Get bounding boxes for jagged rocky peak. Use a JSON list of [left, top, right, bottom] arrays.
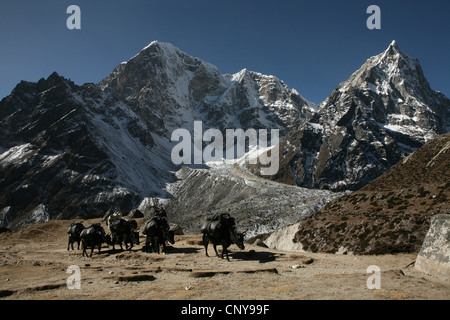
[[218, 68, 316, 131], [389, 39, 399, 48], [245, 69, 316, 112], [344, 40, 425, 94], [5, 72, 70, 103], [322, 40, 449, 142], [99, 40, 224, 99], [271, 40, 450, 192]]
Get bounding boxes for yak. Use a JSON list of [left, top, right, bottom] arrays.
[[201, 213, 245, 261], [141, 217, 174, 254], [80, 223, 111, 257], [109, 219, 140, 251], [67, 222, 84, 251]]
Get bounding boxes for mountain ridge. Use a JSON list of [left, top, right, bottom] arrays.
[[0, 40, 314, 229]]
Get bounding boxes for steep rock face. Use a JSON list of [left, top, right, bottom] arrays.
[[271, 41, 450, 191], [0, 41, 314, 228]]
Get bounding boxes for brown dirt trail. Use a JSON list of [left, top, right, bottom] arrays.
[[0, 218, 449, 300]]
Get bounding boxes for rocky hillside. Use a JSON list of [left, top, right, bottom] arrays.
[[268, 41, 450, 191], [291, 132, 450, 255]]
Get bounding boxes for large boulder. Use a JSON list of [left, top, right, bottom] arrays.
[[415, 215, 450, 281], [264, 222, 304, 252]]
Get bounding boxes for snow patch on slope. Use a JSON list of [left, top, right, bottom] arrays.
[[0, 143, 35, 167]]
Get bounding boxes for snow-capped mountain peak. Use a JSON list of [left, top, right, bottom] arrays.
[[273, 41, 450, 192], [330, 40, 448, 141], [341, 40, 418, 93], [389, 39, 399, 49]]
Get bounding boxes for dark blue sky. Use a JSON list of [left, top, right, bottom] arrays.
[[1, 0, 449, 104]]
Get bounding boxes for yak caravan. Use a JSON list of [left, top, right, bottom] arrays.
[[170, 121, 279, 175]]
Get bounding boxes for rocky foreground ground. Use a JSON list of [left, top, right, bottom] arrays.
[[0, 218, 449, 300]]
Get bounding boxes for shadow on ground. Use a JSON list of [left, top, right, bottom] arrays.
[[230, 250, 280, 263]]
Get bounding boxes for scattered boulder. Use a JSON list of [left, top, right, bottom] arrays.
[[264, 222, 304, 252], [128, 209, 144, 219]]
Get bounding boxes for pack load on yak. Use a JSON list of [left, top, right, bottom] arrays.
[[140, 207, 174, 253], [149, 207, 169, 231], [202, 213, 235, 232]]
